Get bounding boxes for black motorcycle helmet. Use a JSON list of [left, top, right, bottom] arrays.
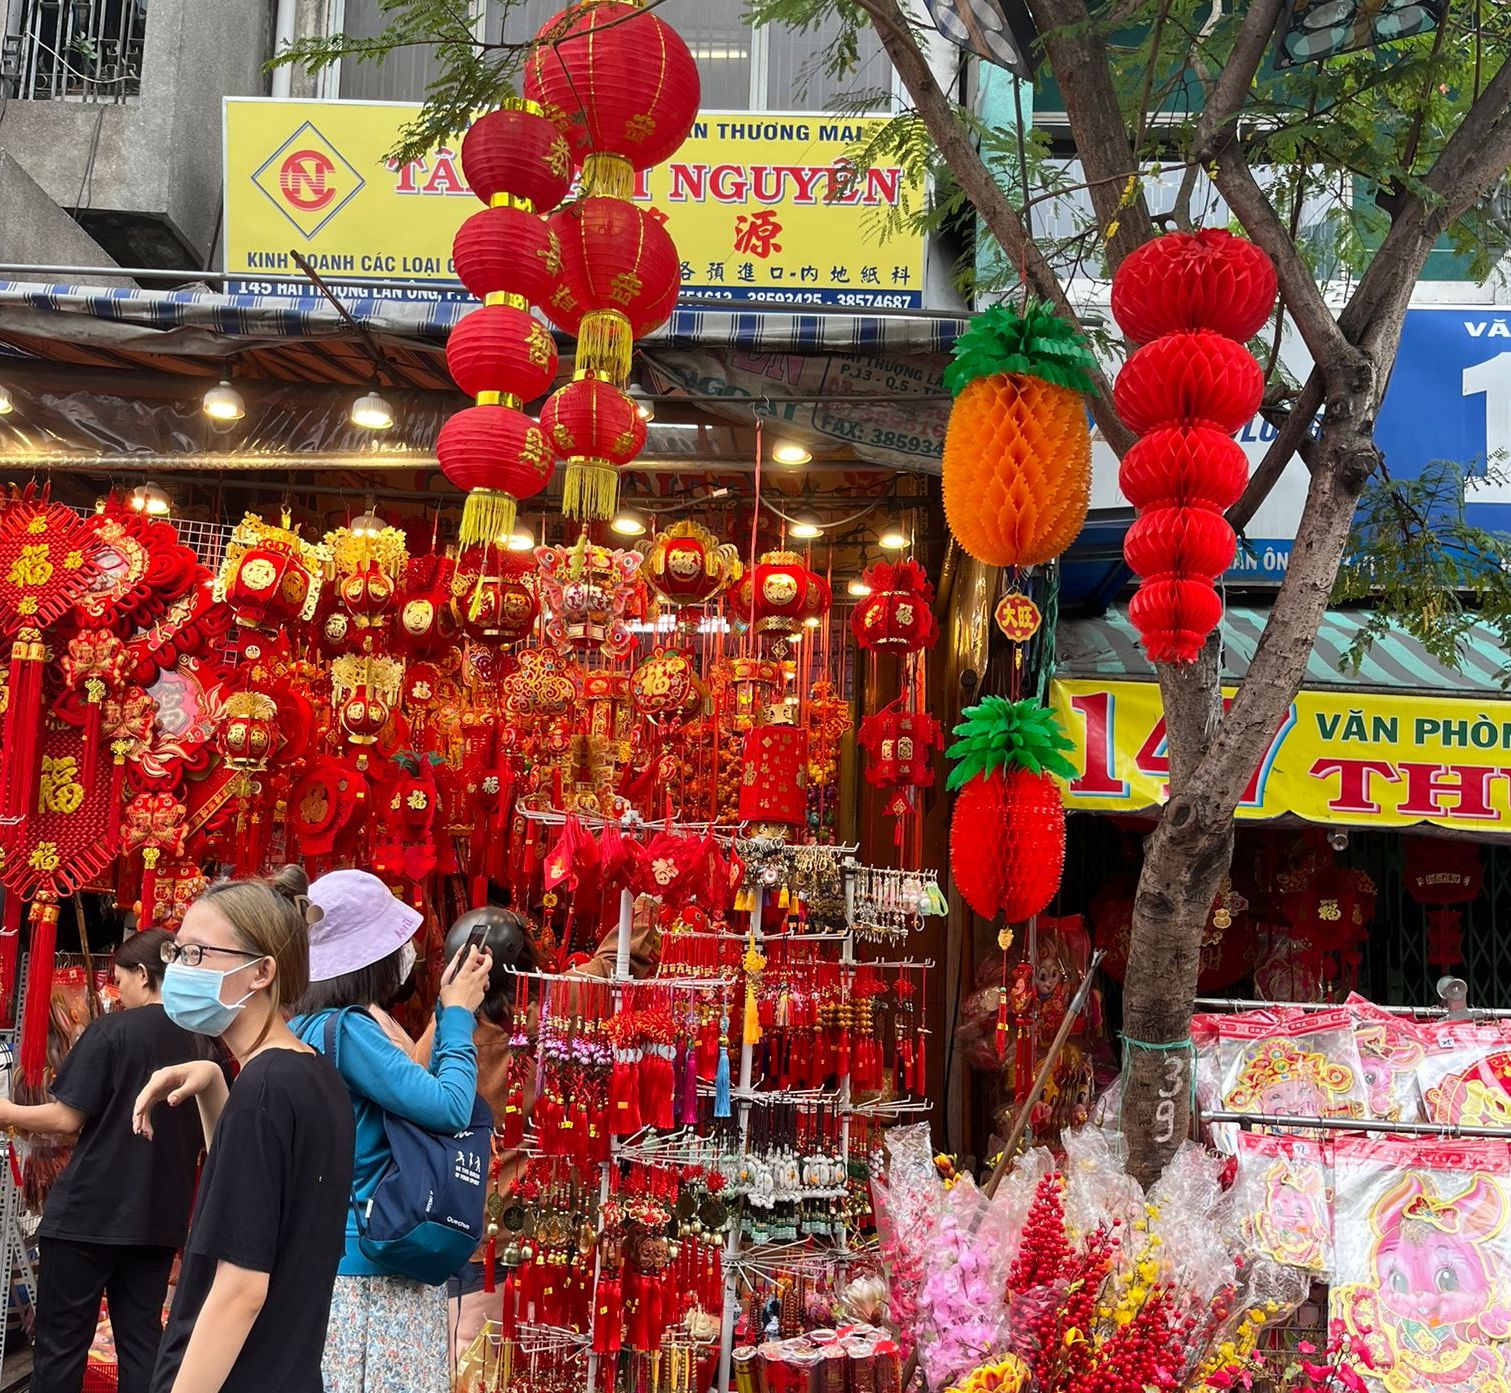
[[443, 906, 534, 1022]]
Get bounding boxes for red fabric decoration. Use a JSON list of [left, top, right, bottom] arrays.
[[1112, 331, 1264, 436], [75, 501, 200, 636], [452, 206, 562, 308], [446, 304, 559, 403], [850, 559, 938, 652], [396, 555, 458, 659], [459, 105, 574, 213], [1120, 427, 1249, 513], [543, 198, 680, 381], [436, 405, 554, 547], [1111, 229, 1278, 345], [1122, 507, 1236, 582], [857, 705, 943, 789], [539, 376, 648, 521], [1403, 836, 1484, 905], [738, 724, 809, 827], [950, 767, 1065, 923], [523, 2, 701, 181], [733, 550, 831, 645], [1111, 230, 1276, 664]]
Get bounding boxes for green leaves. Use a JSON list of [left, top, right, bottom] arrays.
[[943, 303, 1100, 398], [945, 696, 1078, 791]]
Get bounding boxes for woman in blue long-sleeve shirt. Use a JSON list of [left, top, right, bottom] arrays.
[[289, 871, 490, 1393]]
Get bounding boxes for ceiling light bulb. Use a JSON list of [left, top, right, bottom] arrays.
[[628, 384, 656, 422], [878, 528, 910, 551], [611, 511, 647, 537], [802, 615, 822, 629], [505, 529, 535, 552], [129, 483, 171, 518], [202, 379, 245, 422], [351, 509, 384, 537], [350, 390, 394, 431], [0, 385, 13, 415], [772, 441, 811, 466], [790, 513, 822, 541], [847, 578, 872, 598]]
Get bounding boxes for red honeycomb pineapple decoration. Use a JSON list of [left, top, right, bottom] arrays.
[[438, 100, 574, 547], [528, 1, 701, 522], [1110, 230, 1276, 661]]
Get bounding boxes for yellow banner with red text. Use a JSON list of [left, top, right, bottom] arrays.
[[1050, 678, 1511, 834]]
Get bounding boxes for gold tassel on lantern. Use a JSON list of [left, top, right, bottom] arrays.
[[459, 490, 519, 550], [582, 151, 636, 201], [577, 308, 634, 384], [562, 456, 619, 522]]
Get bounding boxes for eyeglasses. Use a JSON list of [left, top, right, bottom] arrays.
[[160, 942, 265, 969]]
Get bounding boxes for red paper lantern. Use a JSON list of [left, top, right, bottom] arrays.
[[338, 686, 391, 746], [453, 206, 562, 308], [397, 555, 458, 659], [950, 767, 1065, 923], [539, 375, 648, 520], [641, 520, 742, 608], [1120, 427, 1249, 513], [217, 539, 319, 631], [337, 561, 397, 630], [1113, 331, 1264, 436], [523, 1, 700, 195], [850, 559, 938, 653], [734, 551, 831, 645], [446, 304, 559, 403], [460, 103, 574, 212], [1111, 229, 1277, 345], [437, 405, 554, 546], [452, 547, 539, 644], [219, 691, 279, 770], [1123, 507, 1236, 582], [1127, 579, 1224, 663], [544, 198, 680, 382]]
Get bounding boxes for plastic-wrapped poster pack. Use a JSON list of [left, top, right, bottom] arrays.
[[1234, 1132, 1334, 1278], [1418, 1019, 1511, 1127], [1332, 1138, 1511, 1393], [1345, 993, 1428, 1124]]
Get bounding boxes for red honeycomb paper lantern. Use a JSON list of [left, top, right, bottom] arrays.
[[523, 1, 700, 196], [453, 206, 562, 308], [1113, 331, 1264, 436], [437, 405, 554, 547], [460, 103, 574, 213], [1127, 579, 1224, 662], [1111, 229, 1278, 345], [1120, 427, 1248, 513], [1122, 508, 1236, 583], [447, 304, 559, 403], [950, 767, 1065, 924], [539, 376, 647, 520], [544, 197, 680, 382]]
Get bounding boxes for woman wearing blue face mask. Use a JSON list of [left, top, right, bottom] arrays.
[[131, 866, 354, 1393], [289, 870, 489, 1393]]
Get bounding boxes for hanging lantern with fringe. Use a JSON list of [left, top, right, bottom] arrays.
[[640, 519, 743, 609], [460, 100, 574, 213], [539, 375, 647, 522], [453, 205, 563, 309], [523, 0, 701, 199], [437, 405, 554, 547]]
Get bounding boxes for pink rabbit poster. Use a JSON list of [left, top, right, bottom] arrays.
[[1235, 1132, 1333, 1276], [1333, 1137, 1511, 1393]]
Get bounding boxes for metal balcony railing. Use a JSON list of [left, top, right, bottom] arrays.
[[2, 0, 145, 102]]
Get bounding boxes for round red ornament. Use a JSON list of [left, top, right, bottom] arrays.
[[460, 103, 574, 212], [850, 559, 937, 653], [544, 197, 680, 382], [436, 405, 554, 547], [446, 304, 559, 403], [338, 686, 391, 746], [453, 206, 562, 308], [1123, 507, 1237, 582], [735, 551, 831, 644], [1127, 577, 1225, 664], [641, 521, 742, 609], [523, 1, 700, 195], [1111, 229, 1277, 345], [1112, 331, 1264, 436], [539, 375, 648, 521], [1120, 426, 1249, 513], [950, 767, 1065, 923]]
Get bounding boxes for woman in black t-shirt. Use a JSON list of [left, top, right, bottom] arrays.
[[0, 930, 206, 1393], [132, 867, 354, 1393]]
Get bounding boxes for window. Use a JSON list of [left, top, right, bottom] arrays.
[[763, 11, 890, 113], [676, 0, 752, 111]]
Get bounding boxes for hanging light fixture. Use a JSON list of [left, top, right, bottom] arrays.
[[878, 526, 911, 551], [350, 389, 395, 431], [802, 615, 822, 628], [610, 508, 647, 537], [847, 577, 873, 598], [772, 441, 811, 466], [0, 385, 14, 415], [790, 511, 823, 541], [505, 528, 535, 552], [351, 505, 384, 537], [628, 383, 656, 422], [128, 482, 172, 518], [202, 379, 246, 422]]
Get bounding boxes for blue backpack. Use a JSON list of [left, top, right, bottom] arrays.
[[314, 1008, 492, 1286]]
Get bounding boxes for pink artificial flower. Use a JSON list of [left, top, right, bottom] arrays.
[[1297, 1341, 1316, 1354], [1335, 1368, 1368, 1393]]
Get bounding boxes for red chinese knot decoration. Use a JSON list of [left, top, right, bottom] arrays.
[[1110, 230, 1276, 663]]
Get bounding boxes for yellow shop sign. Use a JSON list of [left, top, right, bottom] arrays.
[[1051, 678, 1511, 834], [223, 99, 927, 309]]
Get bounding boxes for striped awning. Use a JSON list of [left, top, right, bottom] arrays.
[[1058, 606, 1510, 696]]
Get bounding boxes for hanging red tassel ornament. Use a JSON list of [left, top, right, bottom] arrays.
[[0, 891, 22, 1027], [947, 697, 1076, 925], [1, 628, 45, 819], [18, 898, 59, 1084], [1111, 228, 1277, 345], [1111, 230, 1276, 663]]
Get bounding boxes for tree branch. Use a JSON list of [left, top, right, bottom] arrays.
[[854, 0, 1137, 455], [1189, 0, 1284, 162], [1227, 371, 1324, 530]]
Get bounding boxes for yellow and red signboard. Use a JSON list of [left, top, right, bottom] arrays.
[[1051, 678, 1511, 834], [223, 98, 927, 309]]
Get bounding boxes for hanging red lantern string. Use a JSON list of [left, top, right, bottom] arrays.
[[459, 100, 574, 213], [437, 406, 555, 547], [1110, 230, 1276, 663], [539, 374, 648, 522]]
